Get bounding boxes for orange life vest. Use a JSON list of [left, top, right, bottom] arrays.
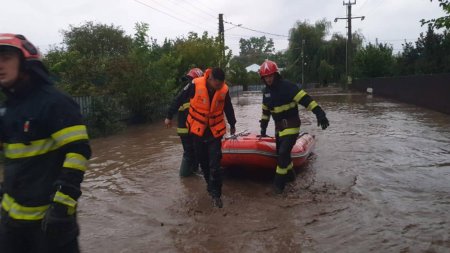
[[187, 74, 229, 138]]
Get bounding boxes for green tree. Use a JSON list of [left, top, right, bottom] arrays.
[[62, 21, 132, 58], [121, 23, 179, 123], [228, 58, 247, 85], [285, 19, 330, 83], [322, 33, 348, 83], [44, 22, 133, 96], [353, 43, 395, 78], [317, 60, 334, 86], [396, 42, 420, 75], [421, 0, 450, 29], [396, 25, 450, 75], [173, 32, 231, 77], [235, 36, 275, 66], [415, 25, 446, 74]]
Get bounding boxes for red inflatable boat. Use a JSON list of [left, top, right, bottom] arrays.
[[221, 132, 315, 170]]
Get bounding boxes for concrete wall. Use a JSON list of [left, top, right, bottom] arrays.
[[353, 73, 450, 115]]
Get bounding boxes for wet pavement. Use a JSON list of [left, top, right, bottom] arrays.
[[4, 89, 450, 252]]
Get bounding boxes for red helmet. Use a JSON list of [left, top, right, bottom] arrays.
[[0, 33, 41, 61], [259, 60, 279, 77], [186, 68, 203, 79]]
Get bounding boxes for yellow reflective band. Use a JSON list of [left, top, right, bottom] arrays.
[[1, 193, 13, 210], [307, 101, 319, 111], [4, 138, 55, 159], [279, 127, 300, 137], [271, 102, 297, 114], [276, 166, 288, 175], [52, 125, 89, 148], [4, 125, 89, 159], [261, 114, 270, 120], [262, 104, 269, 110], [63, 153, 88, 172], [53, 191, 77, 208], [294, 90, 307, 103], [1, 194, 49, 221], [177, 128, 189, 134], [287, 162, 293, 171], [276, 162, 293, 175], [178, 102, 190, 112]]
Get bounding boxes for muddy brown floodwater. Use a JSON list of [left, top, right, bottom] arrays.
[[3, 89, 450, 252]]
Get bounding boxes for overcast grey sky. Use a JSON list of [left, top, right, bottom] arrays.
[[0, 0, 446, 55]]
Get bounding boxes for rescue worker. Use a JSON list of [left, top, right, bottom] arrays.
[[0, 34, 91, 252], [181, 67, 236, 208], [165, 68, 203, 177], [259, 60, 329, 194]]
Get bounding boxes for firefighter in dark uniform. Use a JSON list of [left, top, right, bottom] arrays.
[[181, 68, 236, 208], [165, 68, 204, 177], [258, 60, 329, 194], [0, 34, 91, 252]]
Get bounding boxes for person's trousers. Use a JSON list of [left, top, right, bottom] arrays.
[[0, 220, 80, 253], [275, 134, 298, 174], [179, 134, 198, 176], [193, 135, 223, 198]]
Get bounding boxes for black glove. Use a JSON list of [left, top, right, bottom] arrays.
[[316, 113, 330, 130], [42, 203, 79, 241], [230, 126, 236, 135]]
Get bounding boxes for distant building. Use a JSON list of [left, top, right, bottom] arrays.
[[245, 64, 260, 73]]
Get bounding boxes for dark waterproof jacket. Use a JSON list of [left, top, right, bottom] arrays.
[[0, 79, 91, 222], [260, 77, 325, 137], [166, 80, 193, 136]]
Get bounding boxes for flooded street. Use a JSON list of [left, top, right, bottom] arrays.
[[49, 90, 450, 252]]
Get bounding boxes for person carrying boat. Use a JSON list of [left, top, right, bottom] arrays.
[[0, 34, 91, 252], [179, 67, 236, 208], [258, 60, 329, 194], [165, 68, 204, 177]]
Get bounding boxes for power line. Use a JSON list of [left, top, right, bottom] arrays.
[[378, 38, 416, 42], [146, 0, 196, 23], [134, 0, 214, 33], [184, 0, 221, 15], [145, 0, 214, 28], [226, 33, 288, 40], [223, 20, 289, 38], [164, 0, 218, 24]]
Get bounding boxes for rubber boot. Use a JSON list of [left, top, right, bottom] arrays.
[[286, 168, 296, 182], [191, 162, 202, 176], [206, 183, 212, 196], [212, 197, 223, 208], [273, 174, 286, 194], [179, 157, 193, 177]]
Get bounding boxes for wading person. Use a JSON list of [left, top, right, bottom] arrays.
[[165, 68, 204, 177], [259, 60, 329, 194], [180, 67, 236, 208], [0, 34, 91, 253]]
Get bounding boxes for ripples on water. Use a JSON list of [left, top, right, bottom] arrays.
[[72, 91, 450, 252]]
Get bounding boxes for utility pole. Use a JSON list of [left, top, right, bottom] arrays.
[[301, 39, 305, 85], [218, 14, 225, 68], [335, 0, 364, 85]]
